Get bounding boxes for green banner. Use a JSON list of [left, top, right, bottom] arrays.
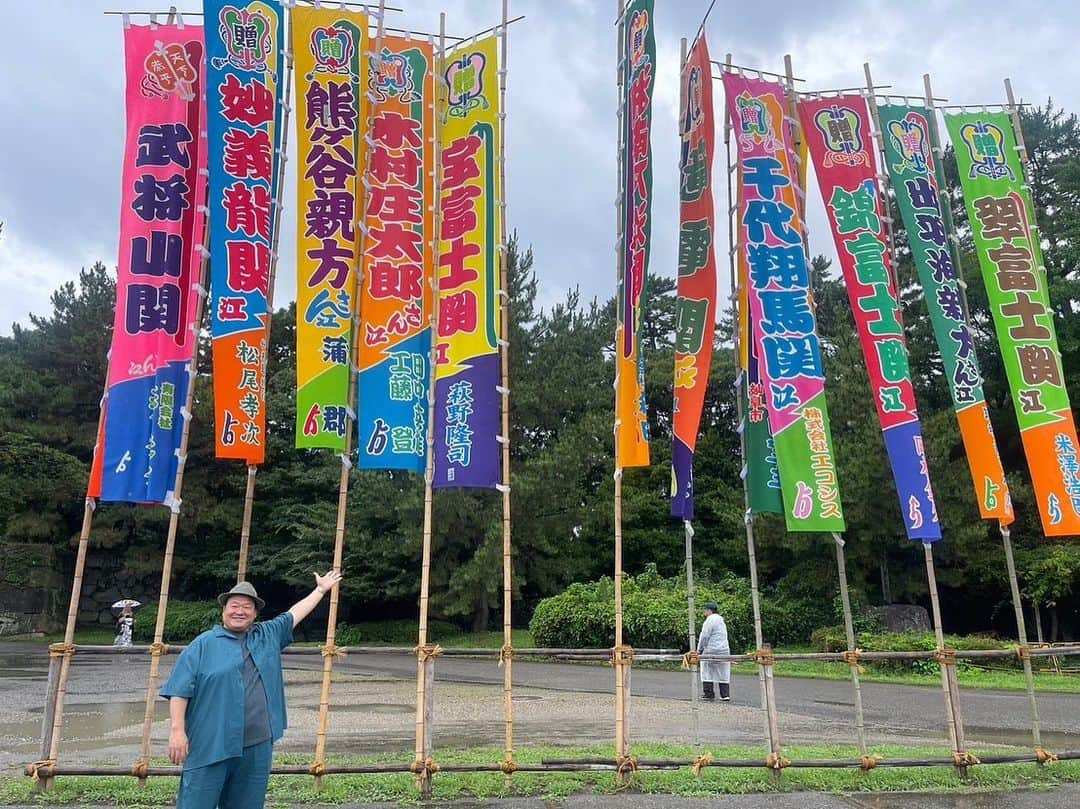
[[744, 365, 783, 514], [945, 111, 1080, 536], [881, 105, 1012, 524]]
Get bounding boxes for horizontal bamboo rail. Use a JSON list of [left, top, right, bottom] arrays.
[[30, 749, 1079, 780], [42, 643, 1080, 660]]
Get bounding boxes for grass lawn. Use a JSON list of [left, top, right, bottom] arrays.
[[3, 743, 1077, 805]]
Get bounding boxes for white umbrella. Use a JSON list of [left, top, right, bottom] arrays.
[[111, 599, 142, 613]]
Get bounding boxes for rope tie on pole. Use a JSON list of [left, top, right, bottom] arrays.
[[934, 648, 958, 666], [416, 644, 443, 662], [320, 644, 346, 658], [148, 642, 170, 658], [753, 648, 776, 667], [691, 752, 713, 776], [48, 643, 75, 659], [615, 754, 638, 779], [1015, 644, 1031, 661], [130, 758, 149, 779], [841, 649, 865, 674], [681, 651, 701, 670], [25, 760, 55, 783], [498, 644, 513, 667], [765, 753, 791, 770], [409, 757, 440, 776], [498, 757, 517, 774], [611, 645, 635, 667], [953, 751, 981, 767], [308, 760, 326, 776], [1035, 747, 1058, 765], [860, 754, 882, 771]]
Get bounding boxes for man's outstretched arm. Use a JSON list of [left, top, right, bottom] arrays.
[[288, 570, 343, 628]]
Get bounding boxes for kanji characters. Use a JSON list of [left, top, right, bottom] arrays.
[[136, 123, 192, 168], [677, 219, 711, 277], [223, 182, 271, 239], [306, 189, 356, 240], [830, 183, 879, 234], [132, 174, 190, 222], [131, 232, 183, 277], [219, 73, 274, 127], [373, 111, 422, 149], [126, 283, 181, 335], [224, 128, 272, 181], [744, 199, 800, 244], [1017, 345, 1062, 386], [226, 241, 270, 294], [370, 261, 423, 300], [974, 195, 1027, 241]]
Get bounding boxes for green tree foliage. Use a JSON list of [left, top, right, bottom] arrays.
[[1, 104, 1077, 640]]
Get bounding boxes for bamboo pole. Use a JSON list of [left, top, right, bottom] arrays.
[[495, 0, 516, 778], [677, 35, 701, 756], [413, 12, 445, 797], [923, 542, 966, 772], [40, 370, 112, 790], [311, 2, 387, 788], [832, 535, 868, 755], [612, 0, 629, 777], [134, 201, 212, 788], [722, 52, 778, 762], [862, 63, 902, 318], [237, 34, 295, 583]]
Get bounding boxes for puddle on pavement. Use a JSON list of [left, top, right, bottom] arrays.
[[964, 725, 1078, 750], [310, 702, 412, 714], [0, 701, 168, 744]]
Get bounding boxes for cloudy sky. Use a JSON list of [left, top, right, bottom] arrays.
[[0, 0, 1075, 335]]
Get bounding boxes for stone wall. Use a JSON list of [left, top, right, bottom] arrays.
[[75, 548, 161, 627]]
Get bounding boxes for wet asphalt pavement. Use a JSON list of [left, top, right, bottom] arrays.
[[1, 641, 1078, 807]]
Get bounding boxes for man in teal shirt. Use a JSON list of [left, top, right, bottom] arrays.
[[161, 570, 341, 808]]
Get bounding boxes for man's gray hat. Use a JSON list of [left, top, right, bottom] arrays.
[[218, 581, 265, 611]]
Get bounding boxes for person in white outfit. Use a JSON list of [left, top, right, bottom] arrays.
[[697, 602, 730, 701]]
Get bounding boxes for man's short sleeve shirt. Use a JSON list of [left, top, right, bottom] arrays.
[[160, 612, 293, 770]]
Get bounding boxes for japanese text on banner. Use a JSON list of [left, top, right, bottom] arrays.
[[432, 35, 501, 488], [95, 23, 207, 504], [293, 6, 367, 450], [615, 0, 654, 469], [880, 104, 1012, 524], [946, 111, 1080, 536], [357, 37, 434, 472], [799, 95, 940, 540], [671, 35, 715, 520], [722, 72, 844, 532], [205, 0, 283, 461]]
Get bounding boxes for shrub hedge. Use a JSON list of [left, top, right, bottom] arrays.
[[336, 618, 458, 646], [811, 625, 1022, 674], [528, 565, 829, 652], [133, 600, 221, 643]]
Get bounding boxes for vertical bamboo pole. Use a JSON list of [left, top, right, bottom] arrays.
[[923, 543, 965, 768], [677, 35, 701, 756], [722, 54, 778, 761], [999, 525, 1042, 746], [311, 3, 387, 789], [831, 534, 868, 755], [862, 64, 902, 310], [237, 31, 296, 583], [612, 0, 628, 774], [42, 385, 110, 788], [135, 201, 213, 787], [496, 0, 515, 777], [414, 12, 445, 797]]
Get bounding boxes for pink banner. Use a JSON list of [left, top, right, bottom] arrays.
[[93, 24, 207, 503]]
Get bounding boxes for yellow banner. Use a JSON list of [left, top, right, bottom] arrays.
[[293, 6, 368, 449]]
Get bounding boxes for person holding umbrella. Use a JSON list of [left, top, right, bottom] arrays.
[[111, 599, 142, 647]]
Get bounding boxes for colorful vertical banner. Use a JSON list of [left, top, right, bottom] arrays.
[[292, 5, 367, 450], [205, 0, 283, 460], [723, 74, 844, 532], [94, 24, 208, 503], [799, 95, 940, 541], [615, 0, 654, 470], [432, 36, 501, 488], [357, 37, 434, 471], [946, 111, 1080, 536], [880, 105, 1012, 524], [670, 36, 715, 519]]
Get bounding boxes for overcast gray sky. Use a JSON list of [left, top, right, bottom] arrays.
[[1, 0, 1075, 335]]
